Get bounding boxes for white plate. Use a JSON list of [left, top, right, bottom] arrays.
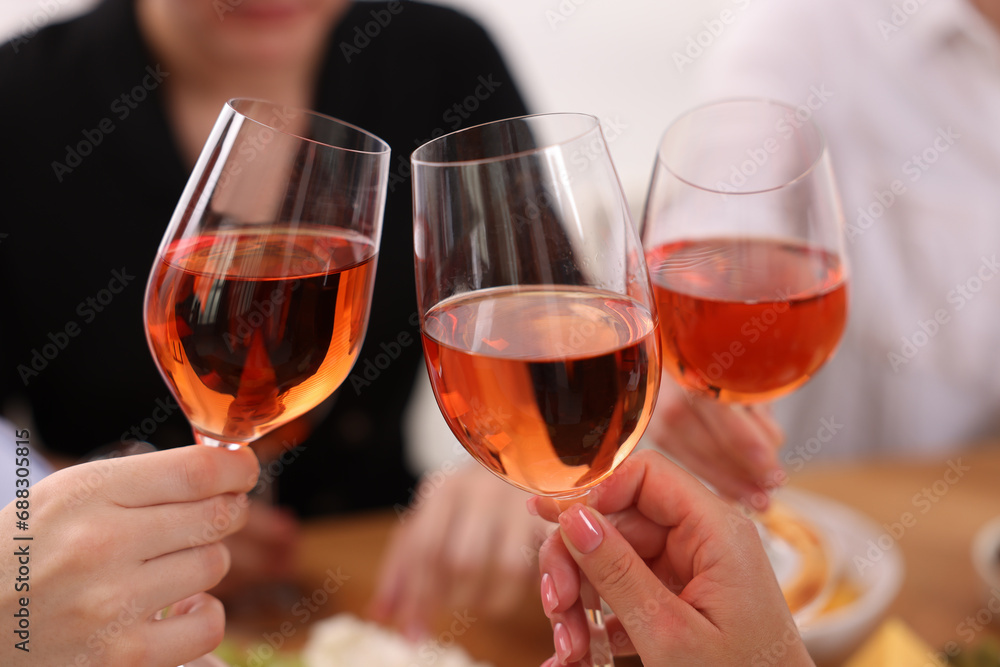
[[775, 488, 905, 665], [972, 515, 1000, 598]]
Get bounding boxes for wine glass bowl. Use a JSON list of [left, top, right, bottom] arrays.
[[642, 98, 848, 403], [144, 99, 390, 449], [413, 113, 661, 500]]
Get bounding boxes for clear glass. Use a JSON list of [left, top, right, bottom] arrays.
[[413, 113, 661, 667], [143, 98, 390, 450], [641, 98, 849, 404]]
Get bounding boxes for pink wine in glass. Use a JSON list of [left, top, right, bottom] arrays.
[[145, 227, 376, 445], [646, 237, 847, 403], [421, 286, 660, 497]]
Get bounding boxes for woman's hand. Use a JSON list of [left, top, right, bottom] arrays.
[[0, 444, 259, 667], [371, 462, 549, 639], [531, 450, 813, 667]]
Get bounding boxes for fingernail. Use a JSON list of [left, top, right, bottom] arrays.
[[540, 573, 559, 614], [554, 622, 571, 664], [560, 504, 603, 554], [526, 497, 539, 516]]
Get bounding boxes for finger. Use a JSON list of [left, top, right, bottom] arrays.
[[238, 501, 301, 561], [603, 508, 668, 560], [208, 519, 297, 600], [649, 394, 769, 502], [483, 508, 538, 616], [663, 425, 771, 504], [559, 505, 672, 611], [691, 399, 781, 484], [529, 495, 562, 523], [552, 605, 591, 664], [136, 542, 232, 614], [558, 504, 707, 659], [442, 486, 495, 611], [378, 486, 452, 638], [136, 492, 250, 559], [144, 593, 226, 667], [748, 403, 785, 446], [104, 445, 260, 507], [369, 523, 409, 622], [396, 517, 445, 639], [538, 530, 580, 614], [587, 451, 740, 536]]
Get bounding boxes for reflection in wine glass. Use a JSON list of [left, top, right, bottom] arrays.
[[413, 113, 661, 667]]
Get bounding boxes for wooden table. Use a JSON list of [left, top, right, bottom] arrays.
[[791, 443, 1000, 654], [226, 446, 1000, 666]]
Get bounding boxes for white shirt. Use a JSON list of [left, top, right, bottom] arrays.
[[0, 419, 54, 507], [692, 0, 1000, 460], [405, 0, 1000, 474]]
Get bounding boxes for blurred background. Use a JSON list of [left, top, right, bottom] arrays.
[[0, 0, 730, 212]]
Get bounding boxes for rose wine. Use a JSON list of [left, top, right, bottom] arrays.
[[421, 287, 660, 496], [145, 228, 376, 445], [647, 238, 847, 403]]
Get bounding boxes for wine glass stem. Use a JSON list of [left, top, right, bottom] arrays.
[[580, 576, 615, 666], [555, 494, 615, 667]]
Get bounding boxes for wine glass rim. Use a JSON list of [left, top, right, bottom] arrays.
[[410, 112, 603, 167], [656, 96, 829, 196], [226, 97, 391, 155]]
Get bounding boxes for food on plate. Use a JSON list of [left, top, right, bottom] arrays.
[[759, 500, 831, 616], [302, 614, 493, 667]]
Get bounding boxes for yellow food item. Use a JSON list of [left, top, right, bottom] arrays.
[[844, 617, 945, 667], [759, 502, 829, 614], [818, 577, 861, 615]]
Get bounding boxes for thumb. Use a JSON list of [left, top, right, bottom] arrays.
[[558, 504, 687, 652]]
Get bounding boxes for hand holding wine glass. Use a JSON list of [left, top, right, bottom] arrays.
[[412, 113, 661, 667], [641, 99, 848, 504], [142, 99, 388, 665], [530, 450, 816, 667], [0, 444, 258, 667]]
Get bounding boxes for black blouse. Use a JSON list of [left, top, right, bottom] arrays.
[[0, 0, 529, 515]]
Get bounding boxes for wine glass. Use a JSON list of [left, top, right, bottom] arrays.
[[412, 113, 661, 667], [641, 98, 848, 616], [642, 98, 847, 407], [144, 98, 390, 452], [144, 98, 388, 665]]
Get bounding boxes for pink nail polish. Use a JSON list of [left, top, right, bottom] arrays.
[[554, 622, 571, 664], [541, 572, 559, 614], [560, 504, 603, 554], [526, 497, 539, 516]]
